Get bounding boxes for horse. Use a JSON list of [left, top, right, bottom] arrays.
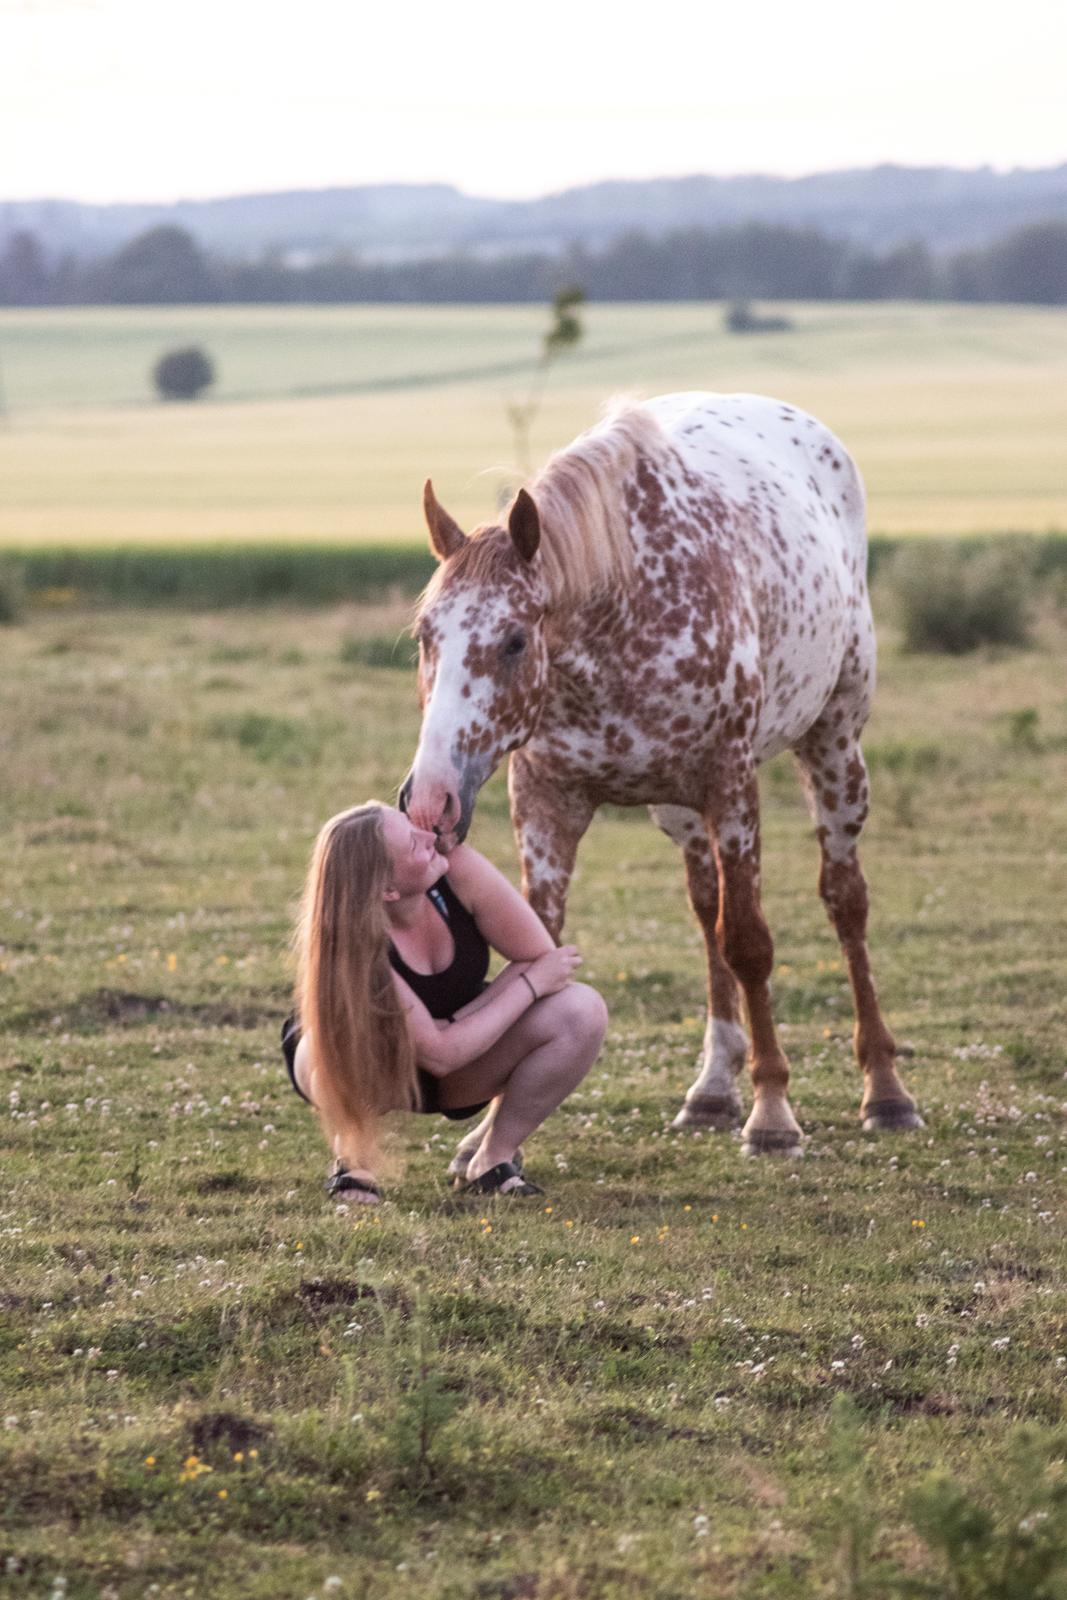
[[400, 392, 922, 1156]]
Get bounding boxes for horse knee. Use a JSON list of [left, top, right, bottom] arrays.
[[819, 856, 869, 939], [719, 913, 774, 992]]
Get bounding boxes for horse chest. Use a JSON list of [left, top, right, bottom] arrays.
[[534, 643, 745, 804]]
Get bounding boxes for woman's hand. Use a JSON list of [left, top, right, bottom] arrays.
[[526, 945, 582, 998]]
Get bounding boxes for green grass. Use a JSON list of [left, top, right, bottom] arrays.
[[1, 302, 1066, 542], [2, 598, 1067, 1597]]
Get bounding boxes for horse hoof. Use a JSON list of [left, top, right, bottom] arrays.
[[741, 1128, 805, 1158], [862, 1102, 925, 1132], [671, 1097, 743, 1131]]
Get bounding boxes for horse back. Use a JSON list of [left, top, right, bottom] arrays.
[[643, 391, 873, 755]]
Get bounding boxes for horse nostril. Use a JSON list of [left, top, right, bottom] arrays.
[[397, 775, 413, 815]]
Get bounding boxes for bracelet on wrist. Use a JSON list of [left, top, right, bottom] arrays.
[[521, 971, 538, 1002]]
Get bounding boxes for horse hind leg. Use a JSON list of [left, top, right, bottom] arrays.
[[792, 716, 923, 1132], [649, 805, 747, 1130]]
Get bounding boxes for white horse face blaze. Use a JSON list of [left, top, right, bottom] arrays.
[[405, 560, 549, 840]]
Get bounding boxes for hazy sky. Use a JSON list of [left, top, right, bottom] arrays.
[[3, 0, 1065, 204]]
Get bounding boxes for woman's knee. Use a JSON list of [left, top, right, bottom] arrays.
[[294, 1037, 316, 1103], [544, 981, 608, 1043]]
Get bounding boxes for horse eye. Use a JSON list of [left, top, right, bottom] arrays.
[[503, 631, 527, 658]]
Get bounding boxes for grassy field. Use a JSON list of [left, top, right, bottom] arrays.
[[1, 302, 1065, 543], [2, 593, 1067, 1597]]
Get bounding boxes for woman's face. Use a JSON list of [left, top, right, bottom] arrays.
[[380, 806, 449, 901]]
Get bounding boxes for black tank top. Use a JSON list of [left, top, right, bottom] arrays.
[[387, 875, 490, 1021]]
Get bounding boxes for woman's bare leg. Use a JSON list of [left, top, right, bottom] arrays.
[[447, 1099, 503, 1176], [436, 984, 607, 1183], [445, 968, 539, 1175]]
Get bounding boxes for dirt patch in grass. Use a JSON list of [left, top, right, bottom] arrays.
[[299, 1276, 383, 1308], [195, 1170, 262, 1195], [188, 1409, 273, 1459], [11, 987, 278, 1033]]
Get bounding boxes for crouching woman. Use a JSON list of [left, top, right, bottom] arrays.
[[283, 801, 607, 1204]]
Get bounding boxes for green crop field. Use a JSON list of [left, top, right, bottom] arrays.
[[3, 591, 1067, 1598], [1, 302, 1065, 544]]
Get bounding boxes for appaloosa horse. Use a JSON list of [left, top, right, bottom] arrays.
[[401, 393, 922, 1156]]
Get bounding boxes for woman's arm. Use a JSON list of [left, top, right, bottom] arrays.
[[392, 944, 581, 1078], [443, 845, 556, 960], [448, 961, 535, 1019], [392, 968, 535, 1077]]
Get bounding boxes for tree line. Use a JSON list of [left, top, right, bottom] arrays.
[[2, 216, 1066, 306]]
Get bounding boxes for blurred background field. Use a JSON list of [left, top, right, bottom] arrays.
[[1, 300, 1065, 544]]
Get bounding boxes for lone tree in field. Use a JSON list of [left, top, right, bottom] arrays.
[[505, 285, 585, 480], [109, 225, 214, 304], [153, 346, 216, 402]]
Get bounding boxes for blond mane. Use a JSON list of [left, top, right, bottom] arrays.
[[416, 400, 673, 621]]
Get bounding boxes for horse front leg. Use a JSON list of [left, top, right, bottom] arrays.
[[649, 804, 747, 1130], [446, 757, 593, 1180], [709, 769, 803, 1157], [508, 751, 595, 942]]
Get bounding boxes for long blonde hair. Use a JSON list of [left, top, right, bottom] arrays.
[[293, 802, 420, 1174]]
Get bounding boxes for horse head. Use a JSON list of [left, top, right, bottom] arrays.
[[400, 481, 550, 845]]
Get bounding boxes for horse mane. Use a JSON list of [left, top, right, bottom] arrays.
[[415, 400, 672, 622], [524, 399, 670, 611]]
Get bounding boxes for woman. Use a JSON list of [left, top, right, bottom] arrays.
[[283, 801, 607, 1204]]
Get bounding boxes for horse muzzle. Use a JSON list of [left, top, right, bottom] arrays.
[[399, 754, 492, 846]]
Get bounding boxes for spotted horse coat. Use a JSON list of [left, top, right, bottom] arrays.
[[401, 392, 922, 1155]]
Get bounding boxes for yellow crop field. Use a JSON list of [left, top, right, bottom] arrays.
[[0, 302, 1064, 543]]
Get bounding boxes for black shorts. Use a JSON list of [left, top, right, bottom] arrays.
[[280, 1015, 489, 1122]]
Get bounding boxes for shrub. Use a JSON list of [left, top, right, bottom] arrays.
[[339, 634, 417, 670], [906, 1429, 1067, 1600], [724, 299, 794, 334], [153, 346, 215, 401], [890, 539, 1035, 653], [0, 560, 24, 624]]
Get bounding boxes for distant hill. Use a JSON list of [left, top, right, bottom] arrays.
[[4, 164, 1067, 265]]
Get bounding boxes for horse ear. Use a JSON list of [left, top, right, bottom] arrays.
[[508, 488, 541, 563], [423, 480, 468, 561]]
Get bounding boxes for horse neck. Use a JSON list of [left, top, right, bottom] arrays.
[[544, 580, 634, 668]]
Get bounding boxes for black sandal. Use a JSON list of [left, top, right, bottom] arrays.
[[459, 1160, 544, 1197], [325, 1164, 381, 1201]]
